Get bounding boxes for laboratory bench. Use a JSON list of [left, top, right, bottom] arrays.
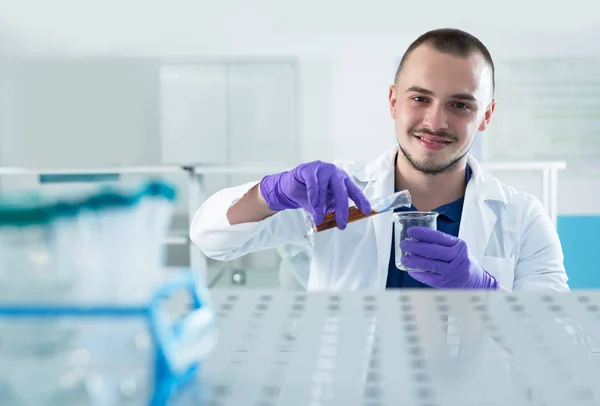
[[192, 288, 600, 406]]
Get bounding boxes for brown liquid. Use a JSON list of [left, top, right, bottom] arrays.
[[316, 206, 378, 232]]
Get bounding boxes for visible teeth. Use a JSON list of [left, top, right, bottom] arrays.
[[417, 136, 447, 145]]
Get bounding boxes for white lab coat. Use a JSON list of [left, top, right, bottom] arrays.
[[190, 145, 569, 292]]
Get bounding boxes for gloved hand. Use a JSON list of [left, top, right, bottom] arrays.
[[259, 161, 371, 230], [399, 226, 500, 289]]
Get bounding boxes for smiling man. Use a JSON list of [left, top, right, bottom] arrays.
[[190, 28, 569, 292]]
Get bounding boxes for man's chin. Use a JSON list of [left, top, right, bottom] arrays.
[[406, 154, 460, 175], [412, 162, 450, 175], [398, 143, 466, 174]]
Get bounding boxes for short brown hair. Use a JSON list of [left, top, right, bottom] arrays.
[[395, 28, 495, 95]]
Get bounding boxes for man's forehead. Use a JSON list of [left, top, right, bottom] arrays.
[[398, 46, 492, 99]]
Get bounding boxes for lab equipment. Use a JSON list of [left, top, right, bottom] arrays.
[[305, 189, 413, 238], [0, 180, 175, 303], [0, 179, 218, 405], [0, 272, 216, 405], [392, 211, 438, 272], [400, 226, 501, 289], [196, 289, 599, 406]]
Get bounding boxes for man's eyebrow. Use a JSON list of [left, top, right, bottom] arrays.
[[407, 86, 478, 102], [406, 86, 434, 95], [450, 92, 478, 102]]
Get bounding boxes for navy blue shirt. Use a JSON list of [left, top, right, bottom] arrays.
[[386, 166, 472, 289]]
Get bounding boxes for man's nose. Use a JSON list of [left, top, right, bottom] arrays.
[[422, 105, 449, 131]]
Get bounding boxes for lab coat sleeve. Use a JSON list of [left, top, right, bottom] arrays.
[[189, 181, 309, 261], [512, 195, 570, 292]]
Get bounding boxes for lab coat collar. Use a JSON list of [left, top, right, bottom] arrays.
[[466, 154, 508, 205], [354, 144, 508, 205], [352, 145, 398, 183]]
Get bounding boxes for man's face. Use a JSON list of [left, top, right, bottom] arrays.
[[389, 45, 496, 175]]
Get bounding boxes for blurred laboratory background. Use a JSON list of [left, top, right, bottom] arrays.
[[0, 0, 599, 290]]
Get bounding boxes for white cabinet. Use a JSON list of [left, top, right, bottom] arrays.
[[227, 63, 298, 165], [159, 60, 299, 189], [159, 64, 229, 165]]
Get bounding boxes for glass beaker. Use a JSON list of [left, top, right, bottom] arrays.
[[304, 190, 412, 239], [392, 211, 438, 272]]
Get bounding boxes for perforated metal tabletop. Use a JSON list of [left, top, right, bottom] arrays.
[[196, 290, 600, 406]]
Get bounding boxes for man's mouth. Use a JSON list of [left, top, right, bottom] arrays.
[[413, 133, 452, 145]]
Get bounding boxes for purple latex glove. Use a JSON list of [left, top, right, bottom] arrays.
[[399, 226, 500, 289], [259, 161, 371, 229]]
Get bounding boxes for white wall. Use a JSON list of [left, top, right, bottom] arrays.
[[1, 0, 599, 214], [0, 57, 161, 167]]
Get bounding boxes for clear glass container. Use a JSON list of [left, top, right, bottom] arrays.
[[392, 211, 439, 272]]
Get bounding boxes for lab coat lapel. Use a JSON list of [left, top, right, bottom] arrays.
[[371, 173, 395, 290], [458, 156, 504, 263], [459, 190, 496, 263], [352, 146, 397, 290]]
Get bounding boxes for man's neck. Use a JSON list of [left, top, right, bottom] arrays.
[[395, 154, 468, 211]]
